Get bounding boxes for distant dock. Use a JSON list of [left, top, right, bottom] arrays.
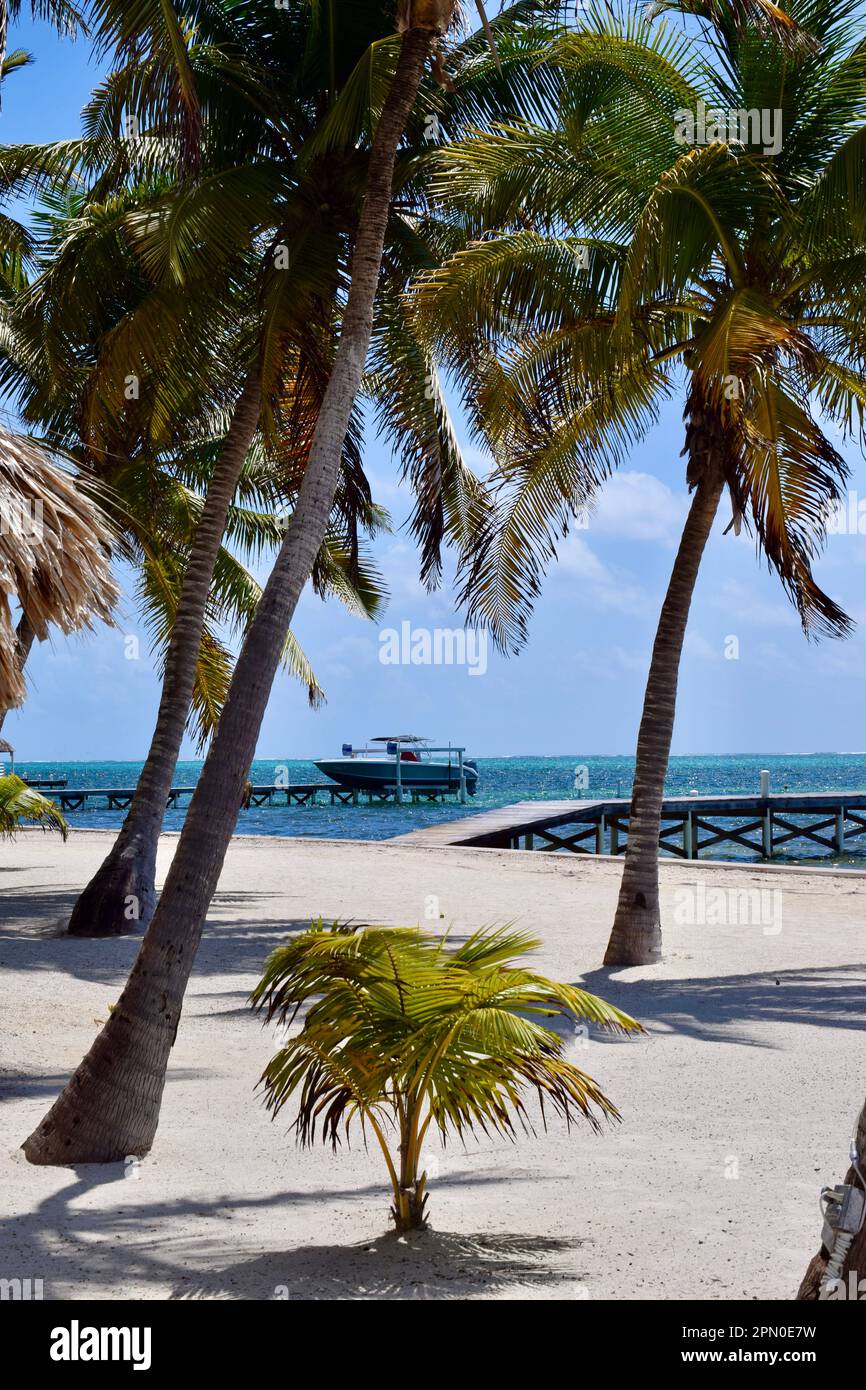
[[394, 792, 866, 861], [41, 782, 866, 860], [50, 782, 468, 812]]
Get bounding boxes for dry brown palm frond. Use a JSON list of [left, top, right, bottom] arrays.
[[0, 429, 118, 708]]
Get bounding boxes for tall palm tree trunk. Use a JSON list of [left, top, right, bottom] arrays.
[[603, 439, 724, 968], [23, 22, 435, 1165], [66, 369, 262, 938], [0, 613, 36, 733]]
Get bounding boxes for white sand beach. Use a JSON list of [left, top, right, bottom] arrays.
[[2, 829, 864, 1301]]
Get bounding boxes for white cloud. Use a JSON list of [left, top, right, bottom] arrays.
[[557, 534, 610, 583], [556, 535, 654, 615], [683, 631, 720, 662], [747, 639, 801, 674], [363, 467, 403, 502], [572, 644, 650, 679], [587, 471, 689, 544], [315, 634, 379, 683], [708, 578, 799, 630]]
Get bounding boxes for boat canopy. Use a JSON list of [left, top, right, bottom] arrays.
[[370, 734, 429, 745]]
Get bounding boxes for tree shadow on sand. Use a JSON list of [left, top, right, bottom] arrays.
[[4, 1164, 586, 1301], [171, 1229, 587, 1301], [0, 906, 318, 984], [574, 962, 866, 1047], [0, 899, 478, 985]]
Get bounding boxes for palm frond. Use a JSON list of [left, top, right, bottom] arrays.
[[0, 773, 67, 839], [0, 430, 117, 709], [252, 921, 641, 1232]]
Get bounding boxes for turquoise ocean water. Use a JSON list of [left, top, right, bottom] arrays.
[[9, 752, 866, 865]]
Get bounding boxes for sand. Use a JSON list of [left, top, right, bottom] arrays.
[[2, 828, 865, 1301]]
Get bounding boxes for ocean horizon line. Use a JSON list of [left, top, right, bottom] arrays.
[[10, 750, 866, 766]]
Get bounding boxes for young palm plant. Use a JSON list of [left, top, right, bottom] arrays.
[[252, 922, 640, 1232], [415, 0, 862, 966]]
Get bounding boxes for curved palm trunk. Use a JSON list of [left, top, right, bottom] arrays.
[[603, 452, 724, 968], [797, 1099, 866, 1299], [0, 613, 36, 734], [23, 23, 434, 1165], [65, 369, 262, 938]]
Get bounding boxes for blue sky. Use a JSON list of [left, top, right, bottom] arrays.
[[3, 13, 866, 762]]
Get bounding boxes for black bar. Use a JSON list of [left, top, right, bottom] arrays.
[[8, 1297, 855, 1373]]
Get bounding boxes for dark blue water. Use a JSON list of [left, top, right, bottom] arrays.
[[8, 753, 866, 863]]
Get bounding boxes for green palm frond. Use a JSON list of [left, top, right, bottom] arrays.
[[798, 121, 866, 247], [0, 774, 67, 839], [734, 372, 851, 637], [649, 0, 819, 59], [312, 534, 389, 621], [123, 162, 286, 287], [87, 0, 202, 166], [367, 285, 490, 587], [302, 35, 403, 162], [455, 357, 665, 649], [1, 47, 33, 81]]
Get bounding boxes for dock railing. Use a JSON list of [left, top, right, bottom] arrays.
[[394, 788, 866, 861]]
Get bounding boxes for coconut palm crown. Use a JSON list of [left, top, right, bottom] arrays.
[[414, 0, 865, 962]]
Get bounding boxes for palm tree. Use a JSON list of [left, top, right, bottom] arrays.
[[0, 427, 117, 711], [23, 0, 511, 1164], [413, 0, 862, 966], [252, 922, 640, 1232], [0, 771, 67, 835], [1, 0, 502, 935], [4, 2, 277, 936], [0, 188, 387, 857]]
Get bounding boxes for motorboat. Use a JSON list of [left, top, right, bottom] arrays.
[[314, 735, 478, 795]]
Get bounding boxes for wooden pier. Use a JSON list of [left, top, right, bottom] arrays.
[[395, 792, 866, 861], [51, 782, 466, 813]]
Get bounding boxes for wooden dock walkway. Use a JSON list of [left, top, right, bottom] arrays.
[[394, 792, 866, 860], [41, 782, 866, 860], [51, 782, 466, 812]]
